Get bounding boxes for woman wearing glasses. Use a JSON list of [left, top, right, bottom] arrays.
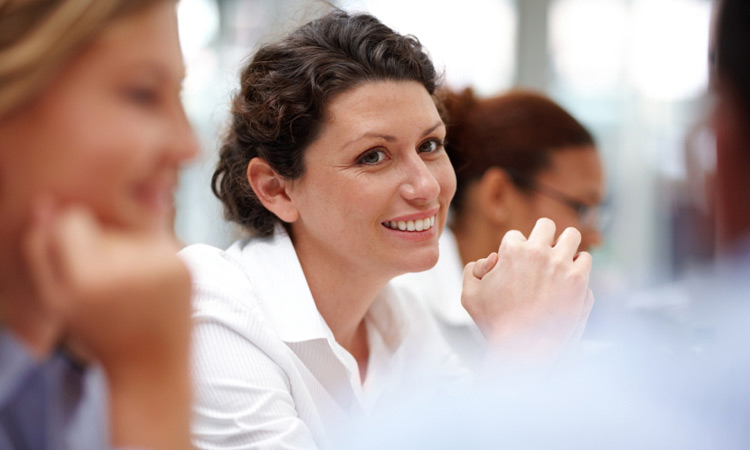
[[393, 88, 606, 365]]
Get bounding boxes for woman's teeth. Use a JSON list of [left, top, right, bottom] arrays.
[[384, 215, 436, 232]]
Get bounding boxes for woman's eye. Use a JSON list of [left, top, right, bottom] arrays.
[[419, 139, 444, 154], [125, 86, 159, 106], [358, 149, 387, 165]]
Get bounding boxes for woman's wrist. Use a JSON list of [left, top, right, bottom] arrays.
[[106, 354, 192, 449]]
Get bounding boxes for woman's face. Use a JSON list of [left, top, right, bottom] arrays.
[[511, 147, 606, 252], [0, 1, 197, 234], [287, 80, 456, 279]]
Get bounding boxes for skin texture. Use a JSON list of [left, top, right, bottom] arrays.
[[453, 146, 605, 266], [0, 5, 195, 233], [0, 2, 197, 448], [289, 81, 455, 283], [248, 80, 456, 378]]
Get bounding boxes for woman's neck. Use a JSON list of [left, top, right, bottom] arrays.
[[299, 252, 388, 352], [291, 237, 392, 377]]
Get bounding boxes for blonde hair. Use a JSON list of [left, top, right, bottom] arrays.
[[0, 0, 166, 117]]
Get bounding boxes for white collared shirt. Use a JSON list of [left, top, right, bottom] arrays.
[[180, 229, 466, 450]]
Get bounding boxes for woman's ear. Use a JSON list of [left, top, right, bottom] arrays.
[[246, 158, 299, 223], [477, 167, 516, 225]]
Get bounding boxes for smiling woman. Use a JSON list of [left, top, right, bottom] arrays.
[[393, 88, 606, 365], [182, 9, 595, 450], [280, 80, 455, 282], [0, 1, 196, 448]]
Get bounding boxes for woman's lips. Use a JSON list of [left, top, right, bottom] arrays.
[[133, 179, 175, 214]]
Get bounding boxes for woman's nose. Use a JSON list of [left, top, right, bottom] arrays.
[[399, 156, 441, 202], [167, 104, 199, 164], [581, 227, 603, 251]]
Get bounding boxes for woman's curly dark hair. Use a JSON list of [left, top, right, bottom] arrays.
[[212, 10, 439, 236]]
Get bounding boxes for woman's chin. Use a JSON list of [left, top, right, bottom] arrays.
[[395, 253, 439, 276]]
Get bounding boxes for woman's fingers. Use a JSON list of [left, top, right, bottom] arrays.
[[22, 199, 65, 313], [527, 217, 557, 246], [18, 198, 70, 355], [573, 250, 593, 274], [462, 218, 596, 363], [500, 229, 527, 253], [554, 226, 582, 259], [461, 261, 480, 308], [472, 252, 498, 280], [53, 205, 99, 266]]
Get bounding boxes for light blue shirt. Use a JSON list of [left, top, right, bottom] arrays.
[[0, 330, 109, 450]]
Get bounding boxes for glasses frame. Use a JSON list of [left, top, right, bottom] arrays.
[[505, 168, 607, 230]]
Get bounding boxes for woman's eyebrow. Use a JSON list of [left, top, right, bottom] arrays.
[[341, 120, 445, 150], [420, 120, 445, 137]]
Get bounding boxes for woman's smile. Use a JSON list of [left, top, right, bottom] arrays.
[[132, 175, 177, 215], [383, 215, 437, 232], [382, 208, 439, 240]]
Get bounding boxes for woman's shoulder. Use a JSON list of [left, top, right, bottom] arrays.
[[179, 233, 309, 318], [179, 242, 249, 286], [178, 240, 263, 313]]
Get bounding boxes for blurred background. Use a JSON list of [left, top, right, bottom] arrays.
[[173, 0, 716, 317]]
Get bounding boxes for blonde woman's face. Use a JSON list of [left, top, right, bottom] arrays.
[[0, 1, 197, 232]]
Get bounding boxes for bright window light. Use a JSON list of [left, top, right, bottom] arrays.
[[177, 0, 220, 59], [549, 0, 629, 94], [340, 0, 517, 95], [177, 0, 220, 92], [628, 0, 711, 101]]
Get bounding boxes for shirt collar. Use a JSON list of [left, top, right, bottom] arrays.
[[367, 283, 409, 353], [228, 226, 413, 356], [228, 226, 335, 344], [228, 226, 417, 413]]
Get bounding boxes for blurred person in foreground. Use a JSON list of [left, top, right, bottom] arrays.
[[0, 0, 197, 448], [393, 89, 606, 365], [710, 0, 750, 256], [346, 0, 750, 448]]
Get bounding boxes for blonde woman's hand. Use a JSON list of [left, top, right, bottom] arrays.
[[23, 200, 192, 366], [23, 199, 193, 448], [461, 218, 594, 364]]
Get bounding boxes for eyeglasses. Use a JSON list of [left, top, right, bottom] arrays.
[[505, 169, 609, 231]]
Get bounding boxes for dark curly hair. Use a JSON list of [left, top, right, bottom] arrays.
[[439, 88, 595, 216], [212, 10, 439, 236]]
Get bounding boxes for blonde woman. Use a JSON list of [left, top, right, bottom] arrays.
[[0, 1, 197, 448]]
